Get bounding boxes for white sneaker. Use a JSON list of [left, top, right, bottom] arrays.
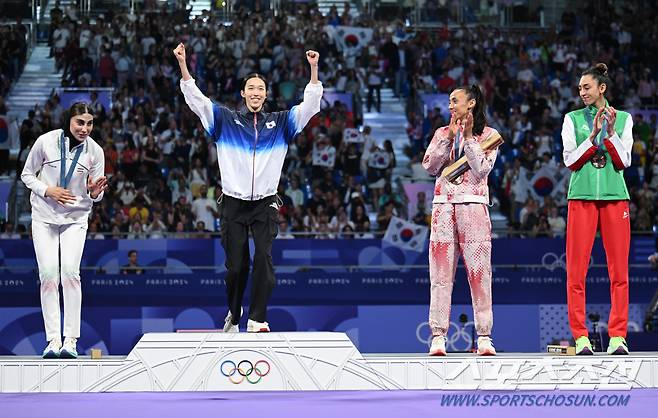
[[223, 308, 242, 333], [477, 336, 496, 356], [429, 335, 447, 356], [42, 338, 62, 359], [60, 337, 78, 359], [247, 319, 270, 333]]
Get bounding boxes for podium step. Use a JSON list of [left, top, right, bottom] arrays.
[[1, 332, 657, 392]]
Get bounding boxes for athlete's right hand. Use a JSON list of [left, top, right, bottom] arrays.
[[589, 106, 605, 142], [46, 186, 77, 205], [447, 113, 461, 140], [173, 43, 186, 64]]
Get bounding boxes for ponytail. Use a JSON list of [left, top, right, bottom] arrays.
[[456, 84, 486, 135]]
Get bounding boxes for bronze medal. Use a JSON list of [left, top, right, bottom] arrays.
[[591, 151, 607, 169]]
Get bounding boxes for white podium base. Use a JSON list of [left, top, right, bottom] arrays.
[[1, 332, 657, 392]]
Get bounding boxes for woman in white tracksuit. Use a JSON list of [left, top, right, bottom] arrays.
[[21, 102, 107, 359]]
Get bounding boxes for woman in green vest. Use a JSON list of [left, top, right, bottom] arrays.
[[561, 63, 633, 355]]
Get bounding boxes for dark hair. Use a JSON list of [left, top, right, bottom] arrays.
[[581, 63, 611, 95], [455, 84, 486, 135], [61, 102, 94, 138], [240, 73, 268, 91], [128, 250, 137, 257]]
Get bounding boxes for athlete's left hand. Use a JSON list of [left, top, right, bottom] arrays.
[[88, 176, 108, 199], [604, 106, 617, 136], [306, 50, 319, 66], [462, 112, 474, 138]]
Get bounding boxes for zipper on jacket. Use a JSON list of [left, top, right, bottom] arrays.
[[251, 113, 258, 200]]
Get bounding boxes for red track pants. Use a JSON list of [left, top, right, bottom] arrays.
[[566, 200, 630, 339]]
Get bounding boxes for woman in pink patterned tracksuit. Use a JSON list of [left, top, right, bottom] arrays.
[[422, 85, 498, 356]]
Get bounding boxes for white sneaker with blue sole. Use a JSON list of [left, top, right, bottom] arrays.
[[42, 339, 62, 359], [60, 337, 78, 359]]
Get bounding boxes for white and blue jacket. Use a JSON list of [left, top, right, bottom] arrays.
[[21, 129, 105, 225], [180, 78, 323, 201]]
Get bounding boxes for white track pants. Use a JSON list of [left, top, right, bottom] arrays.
[[32, 220, 87, 341]]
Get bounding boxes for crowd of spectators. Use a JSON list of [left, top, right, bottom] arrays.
[[2, 0, 658, 239], [5, 1, 405, 239], [0, 21, 28, 98], [403, 0, 658, 235]]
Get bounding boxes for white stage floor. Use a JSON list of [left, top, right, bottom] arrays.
[[1, 333, 656, 392]]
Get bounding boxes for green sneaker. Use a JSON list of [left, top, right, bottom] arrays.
[[607, 337, 629, 355], [575, 336, 593, 355]]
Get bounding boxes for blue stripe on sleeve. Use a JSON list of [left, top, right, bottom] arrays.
[[286, 107, 300, 143], [210, 102, 223, 140]]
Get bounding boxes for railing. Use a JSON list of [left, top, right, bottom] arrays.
[[213, 0, 234, 22], [0, 263, 652, 272], [1, 230, 656, 239], [79, 0, 92, 16], [409, 0, 553, 28]]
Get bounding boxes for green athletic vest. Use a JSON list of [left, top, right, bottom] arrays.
[[565, 105, 630, 200]]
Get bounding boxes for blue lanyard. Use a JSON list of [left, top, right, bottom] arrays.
[[452, 129, 462, 159], [583, 107, 608, 149], [60, 132, 84, 189]]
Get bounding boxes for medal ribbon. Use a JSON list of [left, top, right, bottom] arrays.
[[452, 129, 463, 160], [60, 131, 84, 189], [584, 107, 608, 150]]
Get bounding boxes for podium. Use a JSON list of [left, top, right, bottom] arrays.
[[1, 332, 657, 392]]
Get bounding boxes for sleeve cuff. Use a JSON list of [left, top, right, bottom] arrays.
[[35, 183, 48, 198], [603, 136, 626, 169], [305, 82, 323, 94], [90, 189, 104, 202]]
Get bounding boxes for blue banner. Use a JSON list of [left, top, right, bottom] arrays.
[[0, 268, 656, 307], [56, 88, 113, 113], [0, 238, 656, 306], [0, 302, 650, 355], [1, 237, 654, 270]]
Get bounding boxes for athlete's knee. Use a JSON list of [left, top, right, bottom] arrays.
[[60, 267, 81, 287], [253, 251, 272, 264], [225, 262, 248, 278], [39, 267, 59, 290]]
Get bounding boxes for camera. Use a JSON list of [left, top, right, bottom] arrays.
[[588, 312, 602, 352]]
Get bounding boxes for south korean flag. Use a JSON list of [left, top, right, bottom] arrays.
[[383, 216, 429, 252], [312, 144, 337, 168], [368, 149, 390, 169], [344, 128, 363, 143]]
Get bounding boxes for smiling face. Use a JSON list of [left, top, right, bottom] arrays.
[[578, 74, 606, 107], [448, 89, 475, 120], [240, 76, 267, 112], [69, 112, 94, 142]]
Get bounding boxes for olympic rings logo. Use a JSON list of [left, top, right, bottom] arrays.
[[541, 252, 593, 272], [416, 321, 473, 351], [541, 252, 567, 271], [220, 359, 271, 384]]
